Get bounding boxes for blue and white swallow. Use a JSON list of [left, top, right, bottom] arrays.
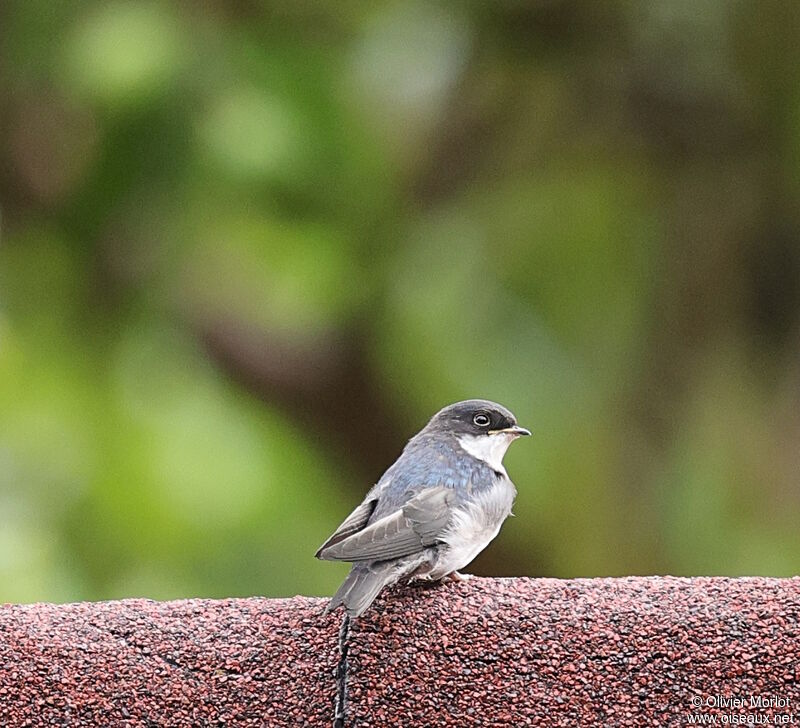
[[316, 400, 530, 617]]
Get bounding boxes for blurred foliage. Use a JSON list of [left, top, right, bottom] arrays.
[[1, 1, 800, 604]]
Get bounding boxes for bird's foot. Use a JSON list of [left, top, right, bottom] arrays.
[[445, 571, 472, 583]]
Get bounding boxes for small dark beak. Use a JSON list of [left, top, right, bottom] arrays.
[[490, 425, 531, 437]]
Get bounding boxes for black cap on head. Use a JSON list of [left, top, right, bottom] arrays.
[[425, 399, 529, 437]]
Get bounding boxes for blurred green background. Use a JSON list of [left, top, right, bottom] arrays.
[[1, 1, 799, 605]]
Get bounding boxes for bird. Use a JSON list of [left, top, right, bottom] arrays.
[[316, 399, 530, 617]]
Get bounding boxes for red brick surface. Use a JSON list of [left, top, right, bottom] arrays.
[[1, 577, 799, 727], [0, 596, 338, 727]]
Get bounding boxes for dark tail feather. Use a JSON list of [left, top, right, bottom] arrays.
[[326, 564, 395, 617]]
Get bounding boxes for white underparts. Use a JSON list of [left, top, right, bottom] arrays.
[[430, 476, 516, 579], [457, 432, 515, 474]]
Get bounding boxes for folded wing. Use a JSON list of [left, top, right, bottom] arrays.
[[315, 497, 378, 558], [316, 487, 455, 562]]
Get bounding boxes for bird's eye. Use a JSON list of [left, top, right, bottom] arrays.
[[473, 413, 491, 427]]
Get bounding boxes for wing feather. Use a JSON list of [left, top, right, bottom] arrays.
[[315, 497, 377, 558], [316, 487, 455, 562]]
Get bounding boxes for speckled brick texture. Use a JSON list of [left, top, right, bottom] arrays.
[[347, 577, 800, 727], [0, 596, 338, 727], [1, 578, 799, 727]]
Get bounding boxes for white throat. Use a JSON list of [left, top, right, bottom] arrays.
[[458, 433, 514, 474]]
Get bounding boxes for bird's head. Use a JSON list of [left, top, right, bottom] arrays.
[[424, 399, 530, 470]]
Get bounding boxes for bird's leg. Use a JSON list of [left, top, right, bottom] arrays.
[[445, 571, 472, 582]]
